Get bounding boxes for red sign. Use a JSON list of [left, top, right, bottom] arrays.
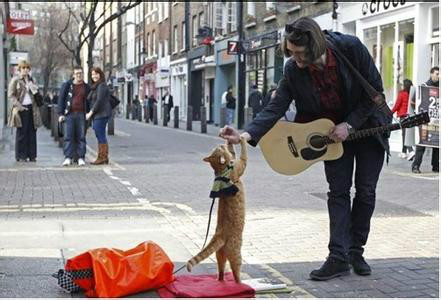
[[7, 18, 34, 35]]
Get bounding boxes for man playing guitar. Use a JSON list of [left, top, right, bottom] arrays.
[[220, 17, 392, 281]]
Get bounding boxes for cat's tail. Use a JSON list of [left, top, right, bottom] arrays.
[[186, 236, 225, 272]]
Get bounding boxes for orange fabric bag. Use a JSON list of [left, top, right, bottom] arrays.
[[65, 241, 174, 298]]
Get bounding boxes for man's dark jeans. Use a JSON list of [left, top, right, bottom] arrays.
[[63, 112, 86, 159], [324, 137, 385, 262]]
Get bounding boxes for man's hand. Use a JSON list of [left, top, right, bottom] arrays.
[[219, 126, 241, 144], [58, 115, 65, 123], [329, 122, 350, 142], [86, 111, 93, 121]]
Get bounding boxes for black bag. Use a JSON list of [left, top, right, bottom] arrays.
[[58, 119, 64, 138], [33, 92, 44, 107], [109, 95, 120, 109]]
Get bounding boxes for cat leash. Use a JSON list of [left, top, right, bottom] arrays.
[[172, 197, 217, 275]]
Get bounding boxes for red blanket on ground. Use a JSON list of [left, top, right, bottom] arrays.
[[157, 273, 255, 298]]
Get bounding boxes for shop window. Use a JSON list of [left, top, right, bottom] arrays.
[[431, 43, 439, 68], [431, 6, 439, 38], [363, 27, 378, 65], [398, 19, 414, 85]]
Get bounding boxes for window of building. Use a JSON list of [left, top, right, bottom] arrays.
[[227, 2, 236, 33], [431, 6, 439, 38], [181, 21, 186, 51], [266, 2, 275, 10], [164, 2, 169, 19], [173, 25, 178, 53], [192, 15, 198, 46], [147, 32, 150, 57], [158, 2, 163, 22], [247, 2, 255, 17], [199, 12, 204, 27], [152, 30, 156, 57]]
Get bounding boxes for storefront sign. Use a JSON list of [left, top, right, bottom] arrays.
[[416, 85, 439, 148], [7, 10, 34, 35], [362, 0, 406, 16]]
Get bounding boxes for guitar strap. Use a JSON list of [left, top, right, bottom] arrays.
[[325, 38, 393, 117]]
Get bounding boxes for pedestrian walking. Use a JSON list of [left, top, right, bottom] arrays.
[[248, 84, 263, 119], [7, 60, 43, 162], [58, 66, 91, 166], [411, 66, 439, 173], [391, 79, 413, 159], [220, 17, 392, 281], [162, 89, 174, 123], [148, 94, 157, 122], [225, 86, 236, 125], [86, 67, 112, 165]]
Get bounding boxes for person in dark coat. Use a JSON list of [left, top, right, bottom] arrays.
[[86, 67, 112, 165], [58, 66, 91, 166], [263, 83, 277, 108], [248, 84, 263, 119], [220, 17, 392, 281], [148, 94, 157, 122], [162, 89, 174, 123]]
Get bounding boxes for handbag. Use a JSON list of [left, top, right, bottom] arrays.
[[58, 119, 64, 138], [33, 92, 44, 107], [109, 94, 120, 109]]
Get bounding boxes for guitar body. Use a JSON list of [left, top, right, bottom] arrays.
[[259, 119, 343, 175]]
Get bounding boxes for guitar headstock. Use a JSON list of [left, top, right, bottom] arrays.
[[400, 111, 430, 128]]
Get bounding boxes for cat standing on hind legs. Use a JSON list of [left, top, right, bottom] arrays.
[[186, 137, 248, 283]]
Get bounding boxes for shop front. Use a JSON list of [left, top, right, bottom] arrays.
[[245, 30, 284, 102], [336, 1, 439, 151], [170, 58, 187, 120], [214, 39, 237, 126]]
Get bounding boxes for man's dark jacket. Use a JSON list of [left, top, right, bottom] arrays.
[[58, 79, 91, 115], [245, 31, 392, 152]]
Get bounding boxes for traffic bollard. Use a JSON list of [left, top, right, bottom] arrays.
[[220, 107, 227, 128], [186, 106, 192, 131], [108, 111, 115, 135], [153, 104, 158, 125], [200, 106, 207, 134], [174, 106, 179, 128]]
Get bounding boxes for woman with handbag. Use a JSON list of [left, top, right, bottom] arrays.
[[7, 60, 43, 162], [86, 67, 112, 165]]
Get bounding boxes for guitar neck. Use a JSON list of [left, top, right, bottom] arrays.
[[325, 123, 401, 144]]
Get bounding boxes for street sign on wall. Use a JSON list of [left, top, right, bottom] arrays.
[[7, 10, 34, 35]]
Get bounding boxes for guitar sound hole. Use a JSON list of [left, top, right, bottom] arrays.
[[309, 135, 326, 150]]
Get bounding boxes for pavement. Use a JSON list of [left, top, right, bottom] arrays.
[[0, 116, 439, 298]]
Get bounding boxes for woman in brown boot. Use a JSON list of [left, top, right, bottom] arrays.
[[86, 67, 112, 165]]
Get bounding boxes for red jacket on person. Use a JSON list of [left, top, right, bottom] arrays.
[[391, 90, 409, 118]]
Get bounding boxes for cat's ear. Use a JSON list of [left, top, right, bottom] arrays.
[[219, 155, 226, 164], [203, 156, 210, 162]]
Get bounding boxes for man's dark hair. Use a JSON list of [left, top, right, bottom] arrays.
[[430, 66, 439, 74], [281, 17, 326, 63], [228, 85, 232, 90]]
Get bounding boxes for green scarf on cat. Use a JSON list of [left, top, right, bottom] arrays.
[[209, 163, 239, 198]]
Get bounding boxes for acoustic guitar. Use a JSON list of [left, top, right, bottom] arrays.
[[259, 112, 430, 175]]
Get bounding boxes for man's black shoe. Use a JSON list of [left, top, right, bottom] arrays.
[[412, 167, 421, 174], [349, 253, 371, 276], [309, 257, 350, 281]]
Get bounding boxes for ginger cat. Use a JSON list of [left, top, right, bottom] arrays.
[[186, 137, 247, 283]]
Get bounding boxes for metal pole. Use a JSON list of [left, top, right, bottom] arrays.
[[237, 2, 246, 129]]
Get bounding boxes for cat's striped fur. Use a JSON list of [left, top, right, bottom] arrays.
[[186, 137, 247, 283]]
